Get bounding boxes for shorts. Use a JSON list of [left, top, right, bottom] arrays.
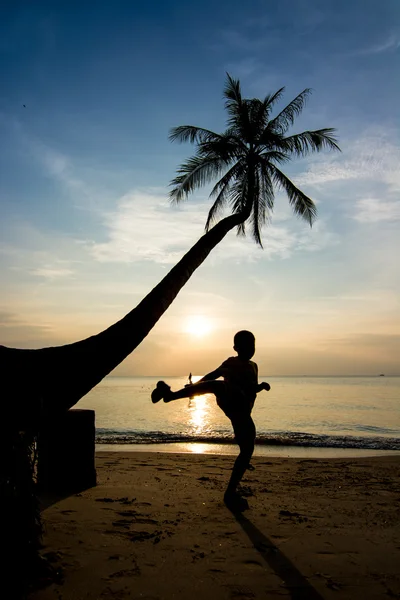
[[215, 382, 251, 420]]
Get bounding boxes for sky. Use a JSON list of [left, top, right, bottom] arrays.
[[1, 0, 399, 377]]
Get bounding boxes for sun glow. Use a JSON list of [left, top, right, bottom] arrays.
[[184, 315, 213, 337]]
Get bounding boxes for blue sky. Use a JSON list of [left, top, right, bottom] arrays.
[[1, 0, 399, 376]]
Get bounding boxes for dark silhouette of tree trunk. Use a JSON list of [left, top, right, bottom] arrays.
[[1, 210, 250, 593]]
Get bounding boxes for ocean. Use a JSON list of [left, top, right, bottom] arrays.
[[77, 376, 400, 454]]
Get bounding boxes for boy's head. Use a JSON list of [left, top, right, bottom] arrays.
[[233, 330, 255, 360]]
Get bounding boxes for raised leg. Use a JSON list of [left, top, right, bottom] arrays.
[[168, 380, 226, 402], [152, 379, 226, 403]]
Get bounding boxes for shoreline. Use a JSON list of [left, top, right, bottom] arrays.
[[33, 451, 400, 599], [96, 442, 400, 458]]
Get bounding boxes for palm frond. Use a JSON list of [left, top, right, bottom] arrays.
[[223, 74, 253, 141], [282, 128, 341, 157], [259, 149, 289, 164], [246, 98, 272, 141], [258, 160, 276, 213], [229, 176, 249, 225], [205, 194, 228, 232], [169, 155, 227, 203], [250, 169, 264, 247], [263, 87, 285, 115], [269, 164, 317, 225], [205, 161, 245, 231], [267, 89, 312, 134], [257, 127, 286, 150], [249, 161, 278, 246], [198, 135, 244, 161], [223, 128, 249, 152], [209, 160, 245, 199], [169, 125, 222, 145], [223, 73, 242, 104]]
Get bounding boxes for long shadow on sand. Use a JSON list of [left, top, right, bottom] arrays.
[[231, 510, 323, 600]]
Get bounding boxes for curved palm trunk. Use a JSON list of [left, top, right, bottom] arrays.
[[2, 210, 248, 427]]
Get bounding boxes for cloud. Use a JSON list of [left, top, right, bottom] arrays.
[[6, 125, 104, 212], [29, 140, 101, 209], [0, 311, 55, 348], [353, 198, 400, 223], [326, 333, 400, 349], [295, 129, 400, 191], [86, 190, 338, 266], [30, 265, 75, 279], [360, 33, 400, 55], [0, 222, 81, 280], [88, 191, 207, 264]]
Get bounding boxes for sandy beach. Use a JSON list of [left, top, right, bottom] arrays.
[[31, 452, 400, 600]]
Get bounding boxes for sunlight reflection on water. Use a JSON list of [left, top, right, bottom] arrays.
[[188, 395, 210, 434], [80, 376, 400, 446]]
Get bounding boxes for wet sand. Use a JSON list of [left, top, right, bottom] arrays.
[[31, 452, 400, 599]]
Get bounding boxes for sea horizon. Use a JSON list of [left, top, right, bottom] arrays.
[[75, 375, 400, 452], [106, 374, 400, 378]]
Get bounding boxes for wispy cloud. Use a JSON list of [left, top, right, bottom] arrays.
[[87, 190, 338, 266], [0, 222, 81, 282], [88, 191, 206, 264], [5, 123, 105, 212], [359, 33, 400, 55], [295, 129, 400, 190], [323, 332, 400, 354], [30, 265, 75, 279], [28, 139, 101, 210], [353, 198, 400, 223], [0, 311, 54, 348]]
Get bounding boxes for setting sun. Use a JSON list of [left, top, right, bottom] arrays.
[[184, 316, 212, 337]]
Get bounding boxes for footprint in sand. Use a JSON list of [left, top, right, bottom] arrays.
[[129, 530, 163, 542], [209, 567, 225, 573], [112, 519, 132, 528], [190, 550, 206, 561], [117, 510, 138, 517], [243, 559, 263, 567], [96, 497, 116, 503], [226, 584, 256, 598], [108, 567, 140, 579]]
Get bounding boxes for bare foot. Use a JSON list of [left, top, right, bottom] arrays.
[[151, 381, 172, 404]]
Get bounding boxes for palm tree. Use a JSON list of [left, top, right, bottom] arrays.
[[1, 75, 339, 587], [170, 74, 339, 244]]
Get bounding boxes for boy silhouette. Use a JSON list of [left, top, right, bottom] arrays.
[[151, 330, 270, 511]]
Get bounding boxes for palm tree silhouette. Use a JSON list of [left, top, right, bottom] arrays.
[[2, 74, 340, 426], [170, 74, 339, 246]]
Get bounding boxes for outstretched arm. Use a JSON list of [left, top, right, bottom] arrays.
[[256, 382, 270, 392], [198, 367, 225, 382]]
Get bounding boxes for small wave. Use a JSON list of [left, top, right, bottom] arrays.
[[352, 424, 400, 434], [96, 428, 400, 451]]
